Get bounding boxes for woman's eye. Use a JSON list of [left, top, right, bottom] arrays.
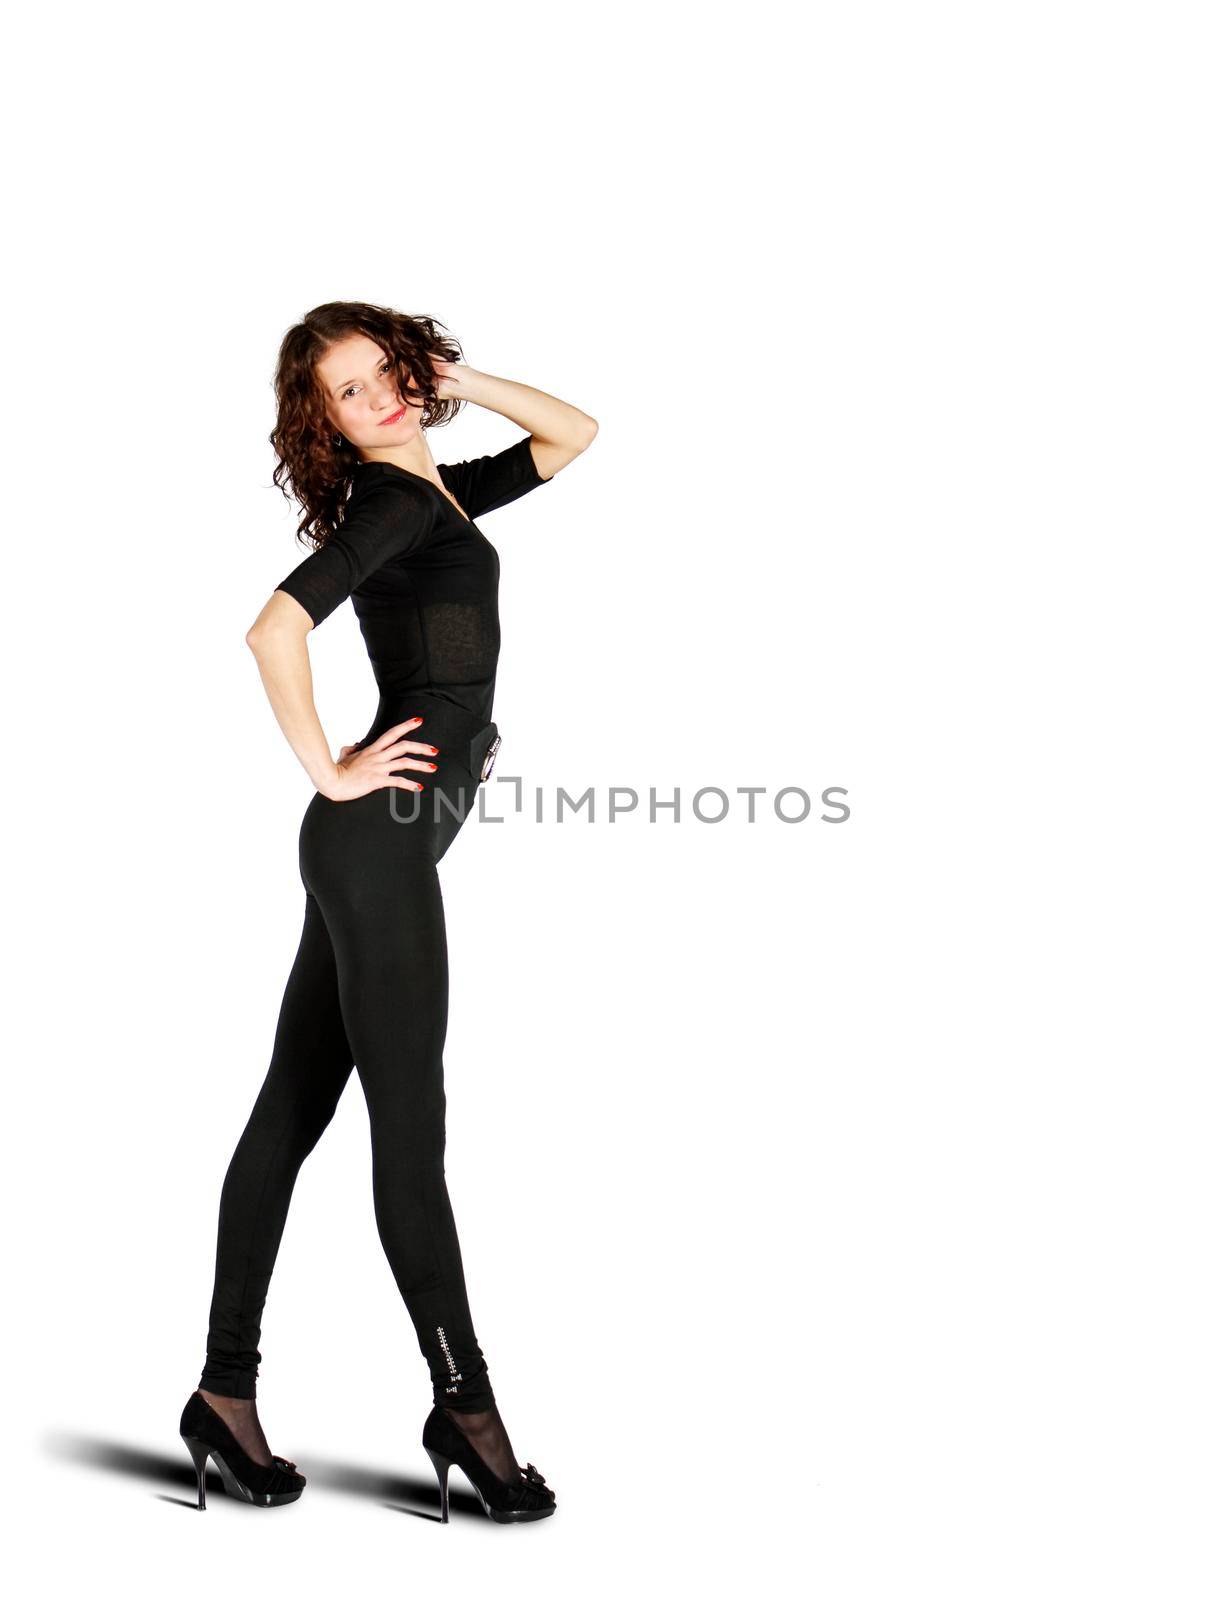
[[343, 362, 390, 399]]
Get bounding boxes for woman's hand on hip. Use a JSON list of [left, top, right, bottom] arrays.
[[317, 716, 439, 802]]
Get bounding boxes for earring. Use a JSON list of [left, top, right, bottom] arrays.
[[333, 433, 343, 448]]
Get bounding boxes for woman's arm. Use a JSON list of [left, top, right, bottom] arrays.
[[435, 361, 598, 480], [245, 593, 342, 793], [245, 595, 431, 801], [245, 480, 438, 800]]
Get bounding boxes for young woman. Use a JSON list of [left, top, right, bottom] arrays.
[[179, 301, 596, 1522]]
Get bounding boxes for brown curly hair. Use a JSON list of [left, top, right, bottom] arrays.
[[270, 301, 465, 549]]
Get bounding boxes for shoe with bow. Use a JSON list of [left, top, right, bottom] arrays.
[[179, 1390, 306, 1510], [422, 1404, 556, 1523]]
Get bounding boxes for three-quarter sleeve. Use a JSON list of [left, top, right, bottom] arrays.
[[275, 480, 433, 627], [439, 433, 554, 521]]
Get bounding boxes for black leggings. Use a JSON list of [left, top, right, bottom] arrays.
[[198, 698, 503, 1411]]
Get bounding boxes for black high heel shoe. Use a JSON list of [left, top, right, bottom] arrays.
[[179, 1390, 306, 1510], [422, 1404, 556, 1523]]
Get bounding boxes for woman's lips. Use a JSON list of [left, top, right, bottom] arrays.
[[379, 405, 408, 426]]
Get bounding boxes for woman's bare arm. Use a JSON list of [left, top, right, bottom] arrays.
[[245, 592, 340, 792], [435, 362, 598, 480], [244, 593, 432, 800]]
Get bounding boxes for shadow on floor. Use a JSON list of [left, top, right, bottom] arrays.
[[41, 1430, 490, 1519]]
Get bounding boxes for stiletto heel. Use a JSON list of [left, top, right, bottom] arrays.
[[424, 1445, 451, 1521], [178, 1391, 306, 1509], [184, 1434, 212, 1510], [421, 1405, 556, 1524]]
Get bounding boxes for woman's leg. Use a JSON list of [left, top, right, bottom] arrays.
[[296, 729, 523, 1481], [198, 892, 355, 1403], [317, 854, 498, 1414]]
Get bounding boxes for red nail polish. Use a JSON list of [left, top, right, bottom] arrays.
[[425, 763, 437, 771], [428, 746, 439, 754]]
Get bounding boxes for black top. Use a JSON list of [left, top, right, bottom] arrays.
[[275, 433, 552, 729]]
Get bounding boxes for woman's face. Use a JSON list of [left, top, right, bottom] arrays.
[[318, 333, 423, 453]]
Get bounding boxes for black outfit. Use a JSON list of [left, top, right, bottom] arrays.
[[198, 433, 552, 1410]]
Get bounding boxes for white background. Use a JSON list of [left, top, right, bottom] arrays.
[[5, 2, 1228, 1595]]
